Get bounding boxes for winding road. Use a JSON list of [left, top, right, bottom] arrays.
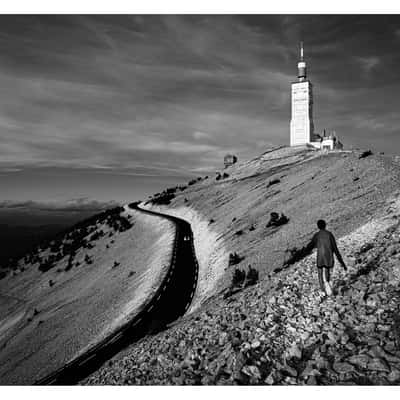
[[35, 202, 199, 385]]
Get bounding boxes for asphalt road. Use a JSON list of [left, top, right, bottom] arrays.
[[35, 202, 199, 385]]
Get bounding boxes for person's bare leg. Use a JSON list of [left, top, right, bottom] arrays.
[[323, 267, 332, 296], [318, 267, 327, 296]]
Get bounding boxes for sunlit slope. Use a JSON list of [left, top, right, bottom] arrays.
[[0, 206, 174, 384], [145, 146, 400, 300]]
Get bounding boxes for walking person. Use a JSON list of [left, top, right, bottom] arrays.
[[305, 219, 347, 296]]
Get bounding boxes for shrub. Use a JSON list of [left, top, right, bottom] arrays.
[[232, 268, 246, 288], [149, 192, 175, 205], [249, 225, 255, 231], [128, 271, 136, 277], [38, 258, 55, 273], [84, 254, 93, 265], [266, 212, 289, 228], [245, 265, 259, 287], [359, 150, 373, 159], [112, 261, 120, 269], [229, 252, 244, 266], [222, 172, 229, 179], [209, 218, 215, 224], [267, 178, 280, 187], [65, 255, 74, 271], [235, 230, 244, 236]]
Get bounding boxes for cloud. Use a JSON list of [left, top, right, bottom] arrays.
[[193, 131, 212, 140], [357, 56, 380, 75], [0, 198, 119, 213], [1, 15, 400, 203]]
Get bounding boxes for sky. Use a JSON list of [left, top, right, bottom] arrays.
[[1, 14, 400, 209]]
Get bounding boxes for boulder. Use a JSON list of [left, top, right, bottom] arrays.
[[332, 361, 356, 374], [388, 368, 400, 383], [367, 357, 391, 372], [347, 354, 370, 369]]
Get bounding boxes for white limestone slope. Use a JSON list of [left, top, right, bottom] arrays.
[[141, 203, 227, 313], [0, 207, 174, 384]]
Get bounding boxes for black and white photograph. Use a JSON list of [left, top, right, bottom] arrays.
[[1, 2, 400, 392]]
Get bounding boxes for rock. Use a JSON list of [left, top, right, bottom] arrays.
[[388, 368, 400, 383], [242, 365, 261, 380], [301, 363, 320, 378], [307, 375, 318, 385], [347, 354, 370, 369], [340, 333, 350, 345], [369, 345, 400, 364], [264, 372, 274, 385], [315, 357, 329, 370], [367, 357, 391, 372], [283, 363, 298, 377], [251, 340, 261, 349], [287, 343, 302, 359], [333, 362, 356, 374], [366, 337, 380, 346], [300, 331, 311, 342]]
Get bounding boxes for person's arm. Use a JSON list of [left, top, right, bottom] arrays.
[[331, 233, 347, 270]]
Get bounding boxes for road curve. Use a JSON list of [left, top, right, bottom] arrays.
[[35, 202, 199, 385]]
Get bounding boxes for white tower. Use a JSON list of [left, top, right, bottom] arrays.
[[290, 42, 315, 146]]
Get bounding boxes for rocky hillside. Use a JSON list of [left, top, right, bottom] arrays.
[[142, 146, 400, 310], [85, 197, 400, 385]]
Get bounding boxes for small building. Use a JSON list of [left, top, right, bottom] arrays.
[[309, 130, 343, 151], [224, 154, 238, 168]]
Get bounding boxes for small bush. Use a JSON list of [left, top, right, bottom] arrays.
[[84, 254, 93, 265], [222, 172, 229, 179], [209, 218, 215, 224], [150, 192, 175, 205], [359, 150, 373, 159], [232, 268, 246, 288], [235, 230, 244, 236], [128, 271, 136, 277], [38, 258, 55, 273], [65, 256, 74, 271], [112, 261, 120, 269], [245, 265, 259, 287], [249, 225, 255, 231], [266, 212, 289, 228], [216, 173, 221, 181], [48, 280, 55, 287], [267, 178, 280, 187], [229, 252, 244, 266]]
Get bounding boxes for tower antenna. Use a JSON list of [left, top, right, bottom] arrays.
[[300, 41, 304, 61]]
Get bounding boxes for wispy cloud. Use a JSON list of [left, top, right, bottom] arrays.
[[1, 15, 400, 202], [0, 198, 118, 212]]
